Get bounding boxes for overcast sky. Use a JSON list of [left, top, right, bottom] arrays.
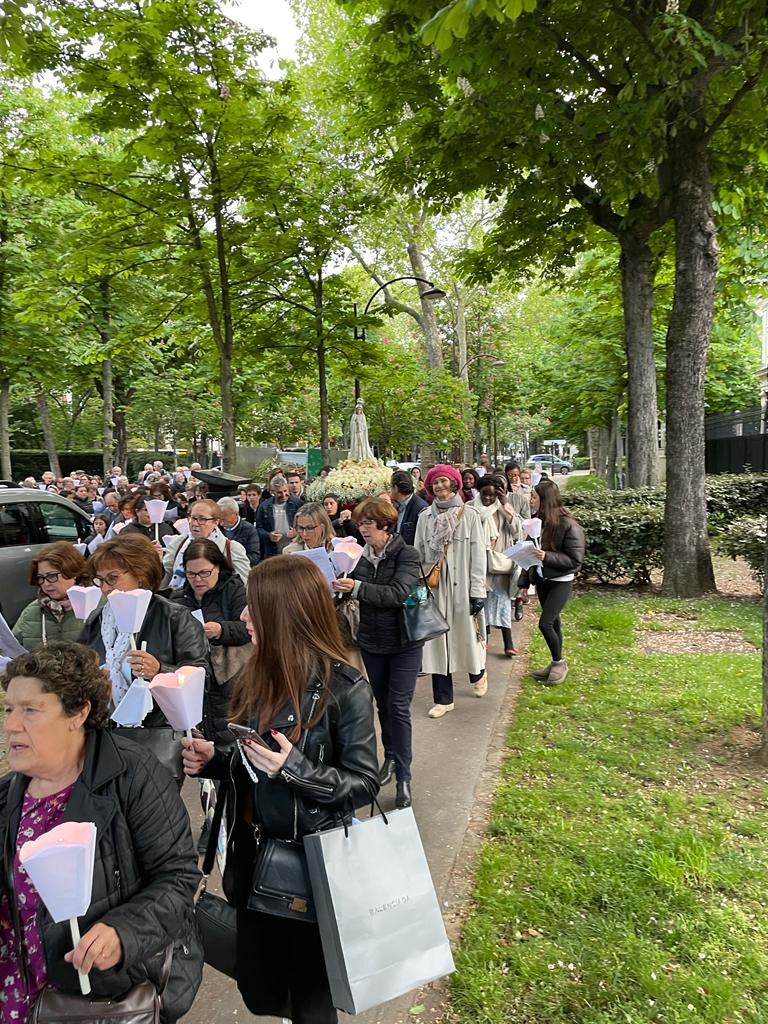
[[222, 0, 301, 64]]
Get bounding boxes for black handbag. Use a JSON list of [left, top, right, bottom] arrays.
[[111, 726, 184, 782], [248, 835, 316, 923], [401, 579, 450, 644], [195, 782, 238, 978]]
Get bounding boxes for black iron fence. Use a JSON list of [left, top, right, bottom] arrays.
[[705, 407, 767, 472]]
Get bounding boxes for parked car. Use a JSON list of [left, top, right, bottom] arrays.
[[526, 454, 572, 475], [0, 487, 93, 627]]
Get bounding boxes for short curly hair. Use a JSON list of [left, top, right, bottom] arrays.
[[0, 642, 112, 731]]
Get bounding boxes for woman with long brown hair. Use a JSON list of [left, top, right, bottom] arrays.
[[516, 479, 585, 685], [182, 555, 379, 1024]]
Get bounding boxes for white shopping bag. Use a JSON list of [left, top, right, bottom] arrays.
[[304, 808, 454, 1014]]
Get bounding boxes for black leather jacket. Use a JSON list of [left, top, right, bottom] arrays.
[[0, 731, 202, 1022], [199, 663, 380, 840], [518, 516, 586, 586]]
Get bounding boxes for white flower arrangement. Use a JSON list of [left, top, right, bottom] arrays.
[[307, 458, 393, 505]]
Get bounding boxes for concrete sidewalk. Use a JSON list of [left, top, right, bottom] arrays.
[[181, 625, 530, 1024]]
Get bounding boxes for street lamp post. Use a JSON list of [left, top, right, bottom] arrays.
[[353, 277, 446, 399]]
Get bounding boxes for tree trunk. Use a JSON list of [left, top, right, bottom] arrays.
[[406, 241, 442, 369], [36, 389, 62, 478], [218, 344, 235, 472], [99, 278, 115, 478], [0, 378, 12, 480], [760, 510, 768, 764], [453, 287, 473, 464], [101, 359, 114, 478], [620, 234, 660, 488], [662, 115, 717, 597]]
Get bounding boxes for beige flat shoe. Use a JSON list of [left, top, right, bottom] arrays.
[[474, 675, 488, 697], [428, 703, 455, 718]]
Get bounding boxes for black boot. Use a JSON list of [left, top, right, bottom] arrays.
[[379, 758, 396, 786], [395, 780, 412, 809]]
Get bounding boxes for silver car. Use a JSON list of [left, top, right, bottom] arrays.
[[0, 488, 93, 627]]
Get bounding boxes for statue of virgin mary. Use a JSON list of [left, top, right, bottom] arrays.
[[349, 398, 374, 461]]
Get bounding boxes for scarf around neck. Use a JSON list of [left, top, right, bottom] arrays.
[[37, 594, 72, 622], [100, 601, 135, 706], [429, 494, 464, 557], [471, 496, 501, 547]]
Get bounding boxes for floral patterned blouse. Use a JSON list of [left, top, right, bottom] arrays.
[[0, 783, 75, 1023]]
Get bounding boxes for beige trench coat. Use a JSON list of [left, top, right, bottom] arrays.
[[414, 503, 487, 676]]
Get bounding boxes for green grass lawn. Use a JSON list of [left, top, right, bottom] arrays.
[[451, 590, 768, 1024]]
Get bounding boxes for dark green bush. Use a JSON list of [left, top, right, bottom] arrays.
[[573, 456, 591, 470], [576, 500, 664, 584], [7, 449, 178, 480], [715, 515, 766, 588]]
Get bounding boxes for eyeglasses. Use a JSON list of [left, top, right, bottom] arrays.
[[357, 519, 377, 528], [34, 572, 62, 585], [296, 524, 320, 533], [189, 516, 217, 525], [185, 569, 214, 580], [93, 571, 127, 588]]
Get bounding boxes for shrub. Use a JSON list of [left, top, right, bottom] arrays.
[[573, 456, 591, 470], [715, 515, 766, 588], [575, 500, 665, 584]]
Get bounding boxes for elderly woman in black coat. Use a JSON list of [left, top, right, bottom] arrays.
[[0, 642, 202, 1022], [170, 538, 250, 747], [332, 496, 422, 809]]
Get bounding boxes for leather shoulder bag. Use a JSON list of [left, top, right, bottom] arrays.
[[425, 504, 465, 587], [195, 780, 238, 978], [401, 574, 450, 645]]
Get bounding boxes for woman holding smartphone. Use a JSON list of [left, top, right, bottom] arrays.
[[182, 556, 379, 1024], [517, 479, 585, 685]]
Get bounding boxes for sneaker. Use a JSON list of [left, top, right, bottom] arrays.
[[530, 663, 553, 681], [543, 660, 568, 685], [428, 703, 455, 718], [474, 675, 488, 697]]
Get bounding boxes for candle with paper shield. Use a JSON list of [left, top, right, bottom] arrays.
[[66, 585, 102, 621], [19, 822, 97, 995], [174, 518, 190, 537], [107, 589, 153, 647], [149, 665, 205, 738], [329, 537, 364, 577], [145, 499, 168, 542], [522, 518, 542, 544]]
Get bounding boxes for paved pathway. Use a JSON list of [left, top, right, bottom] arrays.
[[181, 624, 531, 1024]]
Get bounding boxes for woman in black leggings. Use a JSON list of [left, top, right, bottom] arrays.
[[517, 480, 585, 685]]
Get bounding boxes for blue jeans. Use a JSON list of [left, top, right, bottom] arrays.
[[362, 646, 423, 782]]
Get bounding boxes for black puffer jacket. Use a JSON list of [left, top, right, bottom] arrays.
[[0, 731, 203, 1023], [198, 663, 380, 842], [349, 533, 422, 654], [169, 570, 249, 646], [518, 516, 586, 586], [79, 594, 209, 729]]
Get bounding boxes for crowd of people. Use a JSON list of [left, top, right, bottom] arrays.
[[1, 454, 585, 1023]]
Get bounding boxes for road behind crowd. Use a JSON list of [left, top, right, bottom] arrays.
[[181, 625, 530, 1024]]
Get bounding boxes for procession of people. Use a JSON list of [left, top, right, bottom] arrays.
[[0, 402, 584, 1024]]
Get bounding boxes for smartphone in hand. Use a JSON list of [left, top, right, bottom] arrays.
[[227, 722, 271, 749]]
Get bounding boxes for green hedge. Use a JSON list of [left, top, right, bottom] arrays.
[[7, 449, 178, 480], [572, 456, 591, 470], [716, 515, 766, 587], [566, 474, 768, 584]]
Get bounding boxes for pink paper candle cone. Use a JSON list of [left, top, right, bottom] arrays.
[[19, 822, 97, 922], [107, 589, 153, 634], [145, 499, 169, 524], [67, 585, 102, 620], [329, 537, 364, 576], [523, 518, 542, 541], [149, 665, 205, 731], [174, 519, 191, 537]]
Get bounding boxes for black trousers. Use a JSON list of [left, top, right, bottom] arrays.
[[231, 824, 337, 1024], [432, 670, 485, 704], [535, 578, 573, 661], [362, 645, 422, 782], [487, 624, 514, 650]]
